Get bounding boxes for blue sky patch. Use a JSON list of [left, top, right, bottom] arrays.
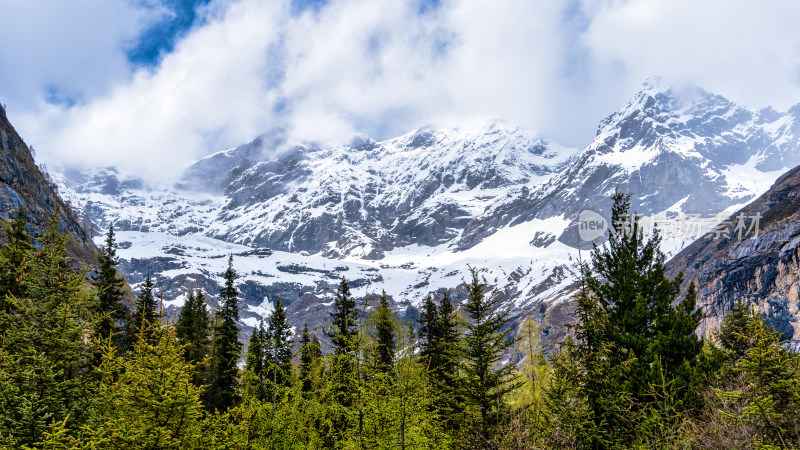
[[127, 0, 213, 67]]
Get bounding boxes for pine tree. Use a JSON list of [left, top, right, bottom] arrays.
[[0, 205, 33, 305], [720, 312, 800, 447], [417, 292, 461, 429], [299, 324, 323, 396], [93, 224, 127, 346], [208, 255, 242, 412], [131, 273, 158, 341], [372, 290, 396, 374], [461, 267, 520, 441]]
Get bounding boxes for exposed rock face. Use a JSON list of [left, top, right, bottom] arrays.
[[667, 165, 800, 344], [0, 104, 94, 262]]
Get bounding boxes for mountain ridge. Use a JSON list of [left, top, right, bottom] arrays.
[[54, 79, 800, 346]]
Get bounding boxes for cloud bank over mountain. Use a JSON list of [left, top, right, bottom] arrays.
[[1, 0, 799, 180]]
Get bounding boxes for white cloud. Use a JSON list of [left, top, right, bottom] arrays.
[[2, 0, 800, 182], [581, 0, 800, 111], [0, 0, 162, 106]]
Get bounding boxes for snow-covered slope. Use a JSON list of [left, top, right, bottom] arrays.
[[57, 78, 800, 342]]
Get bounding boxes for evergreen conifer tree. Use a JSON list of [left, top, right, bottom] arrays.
[[244, 320, 267, 401], [131, 273, 158, 341], [176, 290, 211, 364], [0, 205, 33, 305], [208, 255, 242, 412], [372, 290, 396, 374], [41, 319, 208, 448], [0, 212, 95, 447], [299, 323, 323, 396], [716, 300, 753, 360], [328, 277, 358, 355], [578, 191, 702, 403], [93, 224, 127, 346], [176, 290, 212, 389], [266, 298, 293, 391], [461, 267, 520, 442]]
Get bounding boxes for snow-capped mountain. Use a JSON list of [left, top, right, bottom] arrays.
[[56, 78, 800, 344]]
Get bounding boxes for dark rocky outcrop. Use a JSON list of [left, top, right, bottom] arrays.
[[0, 104, 94, 263], [667, 165, 800, 343]]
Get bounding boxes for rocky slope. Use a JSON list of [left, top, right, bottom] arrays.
[[0, 104, 94, 262], [56, 78, 800, 344], [667, 164, 800, 344]]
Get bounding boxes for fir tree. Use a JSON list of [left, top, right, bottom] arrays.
[[0, 205, 33, 305], [372, 290, 396, 374], [418, 295, 439, 361], [328, 277, 358, 355], [418, 292, 461, 429], [93, 224, 127, 345], [0, 212, 95, 447], [266, 297, 293, 391], [41, 319, 208, 448], [299, 323, 323, 396], [461, 267, 520, 441], [176, 290, 212, 389], [720, 312, 800, 447], [716, 300, 753, 360], [208, 255, 242, 412], [244, 320, 267, 402], [578, 191, 702, 403], [131, 273, 158, 341]]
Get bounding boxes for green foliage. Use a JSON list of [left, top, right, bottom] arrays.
[[716, 300, 755, 360], [326, 277, 359, 415], [460, 267, 521, 443], [244, 320, 267, 402], [265, 297, 293, 392], [130, 273, 158, 343], [512, 318, 550, 438], [419, 292, 461, 430], [328, 277, 358, 355], [0, 205, 34, 304], [175, 289, 211, 386], [207, 255, 242, 412], [370, 291, 396, 374], [35, 320, 207, 449], [298, 324, 323, 397], [0, 212, 95, 447], [719, 313, 800, 448], [92, 225, 127, 347]]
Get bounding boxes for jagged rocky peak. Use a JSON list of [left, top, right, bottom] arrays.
[[456, 80, 800, 252]]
